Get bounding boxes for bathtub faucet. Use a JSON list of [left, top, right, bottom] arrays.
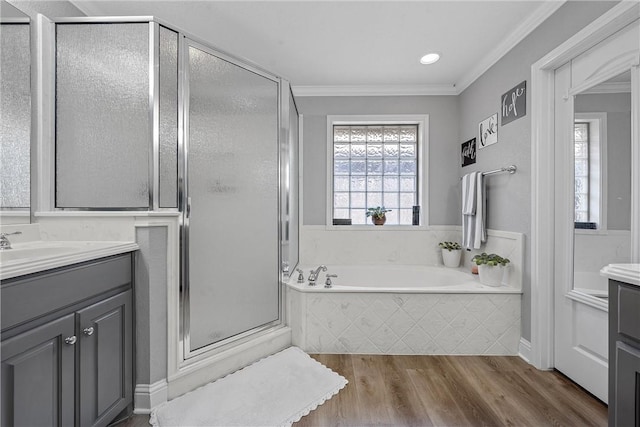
[[308, 265, 327, 286]]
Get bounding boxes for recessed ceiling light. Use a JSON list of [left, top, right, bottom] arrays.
[[420, 53, 440, 65]]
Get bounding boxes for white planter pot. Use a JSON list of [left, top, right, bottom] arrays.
[[478, 264, 506, 287], [442, 249, 462, 268]]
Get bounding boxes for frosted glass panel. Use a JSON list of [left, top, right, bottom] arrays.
[[159, 26, 178, 208], [187, 45, 279, 351], [55, 23, 150, 208], [0, 24, 30, 210]]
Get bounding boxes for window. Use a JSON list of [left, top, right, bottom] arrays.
[[574, 122, 590, 224], [574, 113, 606, 230], [327, 116, 427, 226]]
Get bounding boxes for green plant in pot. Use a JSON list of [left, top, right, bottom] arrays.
[[366, 206, 391, 226], [472, 252, 511, 287], [439, 241, 462, 268]]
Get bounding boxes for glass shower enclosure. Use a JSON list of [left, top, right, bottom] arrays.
[[51, 16, 297, 362], [183, 40, 281, 355]]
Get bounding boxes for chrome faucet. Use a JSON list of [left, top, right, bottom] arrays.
[[0, 231, 22, 250], [308, 265, 327, 286]]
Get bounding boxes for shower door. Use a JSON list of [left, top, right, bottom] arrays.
[[182, 40, 281, 357]]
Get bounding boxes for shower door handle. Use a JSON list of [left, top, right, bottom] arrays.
[[186, 197, 192, 218]]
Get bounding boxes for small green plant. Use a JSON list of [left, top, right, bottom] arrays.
[[438, 241, 461, 252], [472, 252, 511, 266], [366, 206, 391, 219]]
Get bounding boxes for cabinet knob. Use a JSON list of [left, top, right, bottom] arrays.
[[64, 336, 77, 345], [83, 327, 95, 336]]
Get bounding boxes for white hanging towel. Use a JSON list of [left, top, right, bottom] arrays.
[[462, 171, 487, 249]]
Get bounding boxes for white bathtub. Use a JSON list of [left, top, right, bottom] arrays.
[[287, 264, 518, 293], [286, 264, 522, 355]]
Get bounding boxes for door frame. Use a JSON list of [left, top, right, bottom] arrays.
[[530, 1, 640, 370]]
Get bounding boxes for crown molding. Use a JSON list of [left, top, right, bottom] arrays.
[[455, 0, 566, 94], [291, 84, 458, 97]]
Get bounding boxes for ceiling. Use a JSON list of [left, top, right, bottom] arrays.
[[72, 0, 565, 95]]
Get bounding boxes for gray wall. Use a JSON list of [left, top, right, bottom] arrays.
[[458, 1, 618, 341], [575, 92, 631, 230], [297, 95, 460, 226]]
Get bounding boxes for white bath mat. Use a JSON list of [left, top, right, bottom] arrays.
[[149, 346, 347, 426]]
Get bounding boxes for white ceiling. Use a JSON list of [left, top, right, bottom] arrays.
[[72, 0, 565, 95]]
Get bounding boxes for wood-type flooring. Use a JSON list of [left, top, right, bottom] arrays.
[[116, 354, 607, 427]]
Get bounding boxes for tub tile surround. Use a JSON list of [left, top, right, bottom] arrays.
[[291, 226, 524, 354], [290, 290, 520, 355], [300, 226, 524, 289]]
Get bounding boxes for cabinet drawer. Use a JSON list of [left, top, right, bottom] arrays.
[[619, 285, 640, 343], [1, 254, 132, 331]]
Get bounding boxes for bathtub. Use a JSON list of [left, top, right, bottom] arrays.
[[288, 264, 517, 293], [286, 264, 522, 355]]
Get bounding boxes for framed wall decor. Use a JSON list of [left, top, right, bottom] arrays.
[[461, 138, 476, 167], [478, 113, 498, 149], [501, 80, 526, 125]]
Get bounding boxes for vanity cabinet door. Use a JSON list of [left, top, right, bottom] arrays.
[[77, 291, 132, 427], [1, 314, 75, 427], [615, 342, 640, 427]]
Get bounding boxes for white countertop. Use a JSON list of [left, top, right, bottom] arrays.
[[0, 240, 139, 281], [600, 263, 640, 287]]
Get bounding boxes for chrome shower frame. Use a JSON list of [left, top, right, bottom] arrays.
[[44, 15, 292, 366]]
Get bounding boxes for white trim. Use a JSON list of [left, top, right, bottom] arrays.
[[325, 115, 429, 228], [582, 81, 632, 94], [133, 217, 181, 398], [133, 380, 168, 414], [530, 1, 640, 370], [292, 2, 565, 98], [456, 1, 566, 94], [518, 338, 532, 364], [292, 84, 457, 97], [565, 290, 608, 312]]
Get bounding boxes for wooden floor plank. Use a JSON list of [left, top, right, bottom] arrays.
[[117, 354, 608, 427]]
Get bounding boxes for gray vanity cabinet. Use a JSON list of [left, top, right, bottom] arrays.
[[609, 279, 640, 426], [1, 314, 76, 427], [78, 290, 132, 427], [1, 253, 134, 427]]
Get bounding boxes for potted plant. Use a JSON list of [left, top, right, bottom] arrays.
[[472, 253, 511, 287], [366, 206, 391, 226], [439, 241, 462, 268]]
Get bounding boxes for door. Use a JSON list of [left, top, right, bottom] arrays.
[[182, 40, 281, 356], [1, 314, 75, 427], [553, 20, 639, 402], [77, 291, 132, 427]]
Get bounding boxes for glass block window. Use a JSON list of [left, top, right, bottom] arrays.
[[333, 124, 419, 225], [574, 122, 590, 223]]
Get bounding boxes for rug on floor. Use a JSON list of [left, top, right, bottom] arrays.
[[149, 346, 348, 426]]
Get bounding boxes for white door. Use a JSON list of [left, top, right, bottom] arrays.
[[553, 20, 639, 403]]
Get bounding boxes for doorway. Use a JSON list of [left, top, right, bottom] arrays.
[[530, 2, 640, 401]]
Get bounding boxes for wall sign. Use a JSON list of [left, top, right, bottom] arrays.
[[461, 138, 476, 167], [501, 80, 526, 126], [478, 113, 498, 149]]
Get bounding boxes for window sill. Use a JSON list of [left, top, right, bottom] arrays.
[[324, 225, 431, 231]]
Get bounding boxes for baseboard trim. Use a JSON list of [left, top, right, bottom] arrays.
[[518, 337, 532, 364], [134, 379, 168, 414]]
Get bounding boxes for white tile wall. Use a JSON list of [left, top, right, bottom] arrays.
[[289, 289, 521, 355]]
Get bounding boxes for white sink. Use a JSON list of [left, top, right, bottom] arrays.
[[0, 240, 139, 280]]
